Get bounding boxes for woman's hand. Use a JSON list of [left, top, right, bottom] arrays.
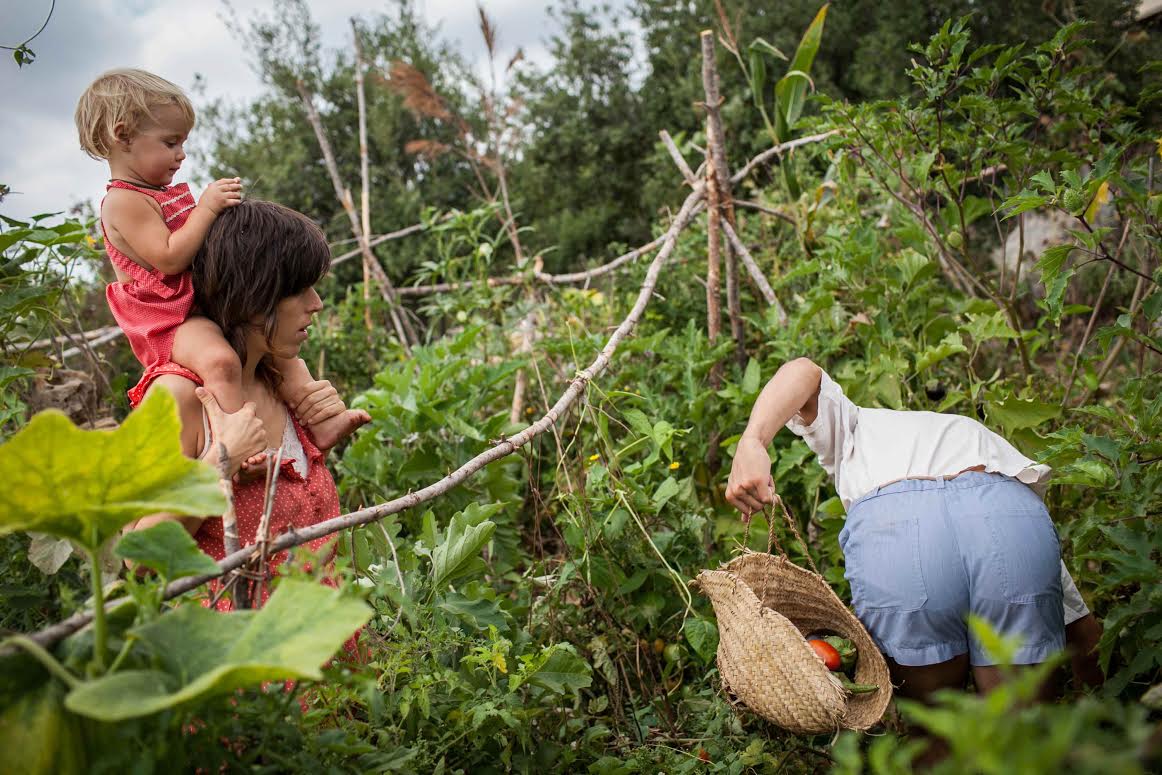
[[196, 386, 265, 478], [726, 436, 775, 521]]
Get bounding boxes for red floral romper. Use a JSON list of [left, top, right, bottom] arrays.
[[102, 180, 200, 407]]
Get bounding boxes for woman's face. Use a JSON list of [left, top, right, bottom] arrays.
[[267, 285, 324, 358]]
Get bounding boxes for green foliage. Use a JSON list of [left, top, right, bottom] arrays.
[[64, 579, 371, 722], [0, 389, 223, 552], [2, 6, 1161, 773], [113, 522, 221, 582], [0, 210, 106, 438]]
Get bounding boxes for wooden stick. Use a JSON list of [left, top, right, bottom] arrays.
[[295, 79, 417, 352], [330, 222, 432, 265], [660, 130, 698, 185], [20, 182, 707, 652], [352, 20, 374, 333], [394, 234, 669, 296], [729, 129, 842, 186], [721, 219, 787, 324], [700, 30, 745, 365], [705, 160, 723, 360], [735, 199, 796, 226]]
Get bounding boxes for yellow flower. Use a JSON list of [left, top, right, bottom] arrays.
[[669, 461, 680, 470], [588, 453, 600, 462], [492, 653, 507, 674], [85, 234, 98, 248]]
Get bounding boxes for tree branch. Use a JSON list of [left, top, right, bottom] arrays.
[[20, 179, 708, 652]]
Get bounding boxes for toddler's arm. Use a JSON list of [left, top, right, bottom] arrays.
[[103, 178, 242, 275], [275, 357, 370, 452]]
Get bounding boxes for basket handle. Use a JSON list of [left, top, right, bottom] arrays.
[[742, 495, 822, 578]]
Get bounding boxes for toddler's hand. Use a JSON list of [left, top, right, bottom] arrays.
[[199, 177, 243, 215], [289, 379, 346, 426]]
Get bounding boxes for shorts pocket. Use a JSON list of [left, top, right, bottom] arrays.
[[983, 507, 1061, 604], [844, 518, 928, 612]]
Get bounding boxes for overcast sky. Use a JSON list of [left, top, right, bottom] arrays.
[[0, 0, 633, 222]]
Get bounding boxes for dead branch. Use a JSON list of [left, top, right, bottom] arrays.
[[701, 30, 744, 365], [660, 130, 699, 186], [352, 20, 374, 332], [295, 79, 417, 351], [735, 199, 796, 226], [721, 219, 786, 323], [22, 181, 706, 652], [394, 234, 668, 296], [729, 129, 842, 185], [330, 221, 434, 266]]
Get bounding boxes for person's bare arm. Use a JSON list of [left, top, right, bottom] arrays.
[[103, 179, 240, 275], [726, 357, 823, 517], [127, 379, 264, 537]]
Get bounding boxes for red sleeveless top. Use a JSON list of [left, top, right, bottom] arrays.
[[102, 180, 199, 407]]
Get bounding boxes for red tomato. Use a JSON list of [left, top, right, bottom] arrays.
[[808, 638, 842, 671]]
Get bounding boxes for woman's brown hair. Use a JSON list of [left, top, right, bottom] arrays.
[[192, 200, 330, 386]]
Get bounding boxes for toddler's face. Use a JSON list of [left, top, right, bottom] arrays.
[[121, 103, 191, 187]]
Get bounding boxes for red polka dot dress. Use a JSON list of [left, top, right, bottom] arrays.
[[196, 413, 342, 611], [102, 180, 200, 407]]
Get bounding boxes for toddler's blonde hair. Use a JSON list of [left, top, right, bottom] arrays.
[[75, 68, 195, 160]]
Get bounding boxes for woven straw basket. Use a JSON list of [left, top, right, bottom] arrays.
[[692, 498, 892, 735]]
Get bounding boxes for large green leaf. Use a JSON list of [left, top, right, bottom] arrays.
[[0, 390, 224, 551], [683, 617, 719, 664], [511, 644, 592, 696], [915, 332, 968, 372], [114, 521, 221, 581], [987, 396, 1062, 433], [773, 4, 828, 135], [430, 512, 497, 591], [64, 579, 371, 721], [0, 681, 86, 775]]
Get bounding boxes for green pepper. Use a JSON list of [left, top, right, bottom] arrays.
[[821, 635, 858, 673]]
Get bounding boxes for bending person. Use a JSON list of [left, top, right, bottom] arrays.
[[126, 200, 370, 609], [726, 357, 1102, 700]]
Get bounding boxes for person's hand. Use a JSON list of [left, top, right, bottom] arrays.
[[726, 436, 775, 521], [198, 177, 243, 215], [289, 379, 345, 427], [196, 386, 265, 478]]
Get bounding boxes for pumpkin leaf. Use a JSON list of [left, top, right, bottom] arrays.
[[64, 579, 370, 721], [0, 390, 223, 551], [114, 521, 221, 581]]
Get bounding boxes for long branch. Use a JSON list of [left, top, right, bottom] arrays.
[[295, 79, 416, 350], [721, 219, 787, 323], [18, 132, 837, 651], [394, 234, 667, 296], [21, 182, 707, 652]]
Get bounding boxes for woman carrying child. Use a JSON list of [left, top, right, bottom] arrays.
[[726, 357, 1102, 700], [125, 199, 369, 611], [75, 68, 365, 454]]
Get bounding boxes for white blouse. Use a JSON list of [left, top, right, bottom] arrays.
[[786, 369, 1087, 624]]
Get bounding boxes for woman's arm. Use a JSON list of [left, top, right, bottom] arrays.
[[726, 357, 823, 517], [128, 379, 265, 536]]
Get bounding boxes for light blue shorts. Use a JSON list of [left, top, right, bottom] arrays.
[[840, 471, 1064, 667]]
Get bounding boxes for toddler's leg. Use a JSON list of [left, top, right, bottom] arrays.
[[172, 317, 244, 413], [274, 357, 370, 452]]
